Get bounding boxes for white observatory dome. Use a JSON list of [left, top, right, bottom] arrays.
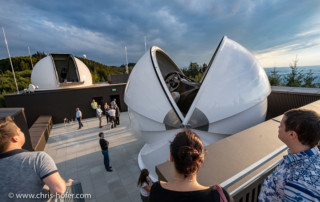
[[31, 54, 92, 90], [124, 36, 271, 181]]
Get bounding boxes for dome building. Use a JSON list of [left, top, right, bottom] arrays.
[[124, 36, 271, 180], [5, 53, 127, 125], [31, 53, 92, 90]]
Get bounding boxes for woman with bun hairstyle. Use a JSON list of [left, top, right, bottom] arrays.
[[149, 130, 231, 202]]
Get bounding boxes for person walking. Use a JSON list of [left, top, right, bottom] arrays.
[[99, 132, 112, 172], [96, 105, 103, 128], [76, 108, 83, 129], [138, 169, 153, 202], [149, 130, 231, 202]]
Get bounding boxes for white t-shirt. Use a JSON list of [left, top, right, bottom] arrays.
[[96, 108, 102, 116], [108, 109, 116, 117], [140, 182, 150, 197], [76, 110, 82, 118]]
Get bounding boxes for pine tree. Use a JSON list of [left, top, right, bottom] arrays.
[[303, 69, 317, 87], [267, 68, 282, 86], [284, 57, 304, 87]]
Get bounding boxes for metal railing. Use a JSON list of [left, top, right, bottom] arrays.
[[226, 87, 320, 201]]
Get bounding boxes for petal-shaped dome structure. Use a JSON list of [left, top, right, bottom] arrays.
[[124, 36, 271, 180], [31, 54, 92, 90], [184, 36, 271, 134]]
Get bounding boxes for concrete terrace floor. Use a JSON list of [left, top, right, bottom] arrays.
[[44, 112, 145, 202]]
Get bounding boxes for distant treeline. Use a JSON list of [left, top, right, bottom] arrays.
[[0, 52, 134, 107], [182, 62, 208, 82], [182, 59, 320, 88], [267, 58, 319, 88]]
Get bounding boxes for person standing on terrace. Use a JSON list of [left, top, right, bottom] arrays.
[[76, 107, 83, 129], [149, 130, 231, 202], [99, 132, 112, 172], [259, 109, 320, 201], [104, 103, 110, 123], [108, 106, 116, 128], [96, 105, 103, 128], [91, 99, 98, 116], [115, 104, 120, 125], [111, 98, 116, 108], [0, 117, 72, 200]]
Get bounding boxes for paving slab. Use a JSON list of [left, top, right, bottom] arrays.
[[44, 112, 144, 202]]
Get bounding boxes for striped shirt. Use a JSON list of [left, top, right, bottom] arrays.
[[259, 146, 320, 202]]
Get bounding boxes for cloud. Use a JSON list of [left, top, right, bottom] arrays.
[[295, 28, 320, 38], [1, 0, 320, 67], [255, 36, 320, 67]]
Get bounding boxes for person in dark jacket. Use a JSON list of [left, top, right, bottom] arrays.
[[115, 104, 120, 125], [99, 132, 112, 172]]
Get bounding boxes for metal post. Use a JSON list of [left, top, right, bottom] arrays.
[[28, 46, 34, 68], [144, 36, 147, 52], [2, 27, 19, 94], [125, 46, 129, 74]]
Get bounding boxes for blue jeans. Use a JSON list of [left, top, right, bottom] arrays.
[[102, 150, 110, 169]]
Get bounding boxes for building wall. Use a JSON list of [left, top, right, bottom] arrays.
[[4, 84, 127, 126]]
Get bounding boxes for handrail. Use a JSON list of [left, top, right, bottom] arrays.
[[230, 158, 282, 196], [220, 145, 287, 189]]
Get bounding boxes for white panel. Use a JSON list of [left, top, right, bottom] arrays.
[[151, 47, 185, 122], [208, 99, 268, 134], [31, 55, 93, 90], [31, 56, 58, 90], [124, 50, 174, 123], [184, 36, 271, 124], [129, 109, 166, 132], [75, 57, 92, 86]]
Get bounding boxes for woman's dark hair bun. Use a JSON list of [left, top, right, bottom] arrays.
[[170, 130, 204, 177], [178, 146, 200, 163]]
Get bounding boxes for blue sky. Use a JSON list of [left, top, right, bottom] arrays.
[[0, 0, 319, 68]]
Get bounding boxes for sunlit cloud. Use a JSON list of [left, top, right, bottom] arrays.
[[255, 39, 320, 67], [0, 0, 320, 67], [294, 27, 320, 37]]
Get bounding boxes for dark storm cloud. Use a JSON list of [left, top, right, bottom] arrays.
[[0, 0, 320, 67]]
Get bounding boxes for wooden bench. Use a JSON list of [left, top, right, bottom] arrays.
[[29, 116, 53, 151]]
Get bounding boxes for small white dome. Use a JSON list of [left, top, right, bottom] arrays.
[[31, 54, 92, 90]]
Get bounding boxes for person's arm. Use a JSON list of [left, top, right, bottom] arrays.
[[37, 152, 71, 195], [42, 172, 66, 194], [142, 180, 153, 192], [143, 184, 152, 192]]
